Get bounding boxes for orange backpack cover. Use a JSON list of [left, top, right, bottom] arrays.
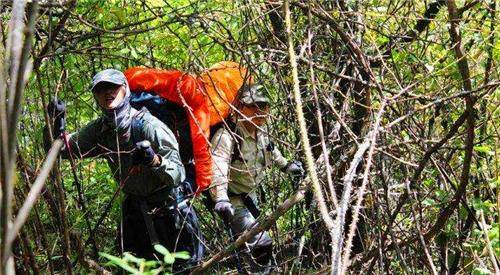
[[124, 62, 249, 194]]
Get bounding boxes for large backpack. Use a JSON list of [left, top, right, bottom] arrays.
[[124, 62, 251, 194], [130, 91, 196, 186]]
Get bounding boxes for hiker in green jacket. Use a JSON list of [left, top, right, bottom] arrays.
[[209, 84, 305, 273], [46, 69, 204, 271]]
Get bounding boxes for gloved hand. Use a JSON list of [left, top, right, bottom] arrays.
[[133, 140, 158, 166], [47, 99, 66, 137], [214, 200, 234, 219], [284, 160, 305, 179]]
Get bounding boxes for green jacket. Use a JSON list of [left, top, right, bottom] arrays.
[[56, 108, 185, 197]]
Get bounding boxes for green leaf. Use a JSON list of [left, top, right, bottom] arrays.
[[376, 35, 389, 45], [143, 260, 159, 268], [131, 48, 139, 59], [474, 145, 493, 155], [472, 198, 494, 214], [154, 244, 175, 264], [422, 198, 436, 207], [173, 251, 190, 260], [459, 205, 469, 219], [489, 178, 499, 189], [435, 190, 448, 200], [153, 244, 169, 255], [99, 252, 139, 274], [146, 0, 166, 8], [164, 253, 175, 265], [123, 252, 143, 264], [163, 254, 175, 265], [472, 267, 492, 275], [119, 48, 130, 55]]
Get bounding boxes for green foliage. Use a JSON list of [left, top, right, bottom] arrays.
[[100, 244, 190, 274], [472, 267, 493, 275]]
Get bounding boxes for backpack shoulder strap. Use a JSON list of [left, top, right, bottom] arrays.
[[130, 109, 146, 144], [226, 120, 243, 163]]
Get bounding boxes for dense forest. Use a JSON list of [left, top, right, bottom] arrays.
[[0, 0, 498, 274]]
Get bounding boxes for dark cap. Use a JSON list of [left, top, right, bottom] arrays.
[[91, 69, 127, 92], [239, 84, 269, 105]]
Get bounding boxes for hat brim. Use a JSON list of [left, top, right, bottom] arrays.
[[91, 79, 124, 92], [240, 97, 269, 105]]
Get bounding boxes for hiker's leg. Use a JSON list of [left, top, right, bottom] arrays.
[[121, 198, 154, 259], [176, 206, 205, 271], [153, 204, 204, 273], [229, 197, 272, 273]]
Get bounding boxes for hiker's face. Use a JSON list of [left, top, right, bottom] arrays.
[[241, 103, 269, 126], [93, 83, 126, 110]]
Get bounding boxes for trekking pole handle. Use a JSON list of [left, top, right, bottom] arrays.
[[136, 140, 151, 150], [134, 140, 158, 167]]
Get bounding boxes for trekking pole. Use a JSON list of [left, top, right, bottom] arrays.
[[82, 166, 136, 250], [60, 132, 99, 258], [82, 141, 148, 254]]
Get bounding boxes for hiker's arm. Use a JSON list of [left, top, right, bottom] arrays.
[[146, 123, 185, 187], [209, 128, 233, 202], [265, 140, 288, 169], [267, 138, 305, 178], [44, 119, 101, 159]]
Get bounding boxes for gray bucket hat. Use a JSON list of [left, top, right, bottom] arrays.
[[91, 69, 127, 92], [239, 84, 269, 105]]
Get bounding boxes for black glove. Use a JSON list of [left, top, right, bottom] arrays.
[[266, 141, 275, 152], [47, 99, 66, 137], [284, 160, 305, 179], [214, 200, 235, 219], [132, 140, 157, 166]]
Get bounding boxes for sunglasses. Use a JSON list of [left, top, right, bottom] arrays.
[[243, 102, 269, 109], [92, 82, 123, 93]]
